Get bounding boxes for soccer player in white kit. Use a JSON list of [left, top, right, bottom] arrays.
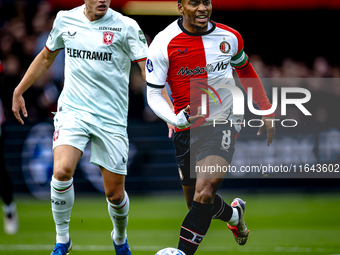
[[12, 1, 148, 254]]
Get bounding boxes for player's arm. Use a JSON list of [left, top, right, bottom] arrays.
[[139, 60, 178, 137], [162, 87, 175, 138], [145, 34, 190, 129], [146, 32, 203, 129], [12, 47, 60, 124], [123, 18, 148, 81], [162, 87, 173, 110], [147, 85, 204, 129], [147, 85, 190, 129], [256, 115, 275, 146], [230, 31, 275, 145], [137, 60, 146, 80], [234, 58, 275, 145]]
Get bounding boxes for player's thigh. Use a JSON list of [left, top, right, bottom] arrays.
[[52, 111, 90, 180], [193, 156, 228, 203], [196, 155, 229, 179], [53, 145, 83, 180], [90, 127, 129, 176], [174, 130, 196, 187], [193, 125, 238, 175]]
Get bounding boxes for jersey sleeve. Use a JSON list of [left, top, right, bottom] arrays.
[[230, 30, 249, 69], [145, 34, 169, 87], [45, 12, 65, 52], [123, 18, 148, 63]]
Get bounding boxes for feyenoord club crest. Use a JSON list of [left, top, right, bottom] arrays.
[[219, 41, 231, 54], [103, 31, 114, 45]]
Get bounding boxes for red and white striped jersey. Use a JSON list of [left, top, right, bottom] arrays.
[[146, 18, 248, 131]]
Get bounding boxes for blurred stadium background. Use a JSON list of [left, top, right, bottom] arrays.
[[0, 0, 340, 254]]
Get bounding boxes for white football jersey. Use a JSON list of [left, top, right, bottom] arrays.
[[46, 5, 148, 133]]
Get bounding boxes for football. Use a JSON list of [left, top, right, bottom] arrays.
[[155, 247, 186, 255]]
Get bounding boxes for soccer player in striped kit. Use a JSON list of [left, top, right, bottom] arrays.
[[146, 0, 275, 254], [12, 0, 148, 254]]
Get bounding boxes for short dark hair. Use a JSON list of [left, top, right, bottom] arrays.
[[178, 0, 182, 3]]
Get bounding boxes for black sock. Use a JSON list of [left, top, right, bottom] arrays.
[[178, 201, 213, 255], [212, 194, 233, 222]]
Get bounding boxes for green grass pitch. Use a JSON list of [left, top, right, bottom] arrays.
[[1, 191, 340, 255]]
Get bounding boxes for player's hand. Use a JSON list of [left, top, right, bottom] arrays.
[[186, 105, 205, 124], [257, 116, 275, 146], [12, 92, 28, 125], [175, 105, 205, 129], [167, 122, 175, 138]]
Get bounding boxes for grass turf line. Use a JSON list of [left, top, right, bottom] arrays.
[[0, 192, 340, 255]]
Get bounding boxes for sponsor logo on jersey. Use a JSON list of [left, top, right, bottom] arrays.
[[103, 31, 114, 45], [178, 48, 188, 57], [99, 26, 122, 32], [178, 66, 205, 76], [66, 47, 113, 61], [68, 31, 77, 37], [177, 61, 229, 76], [138, 30, 146, 44], [219, 41, 231, 54], [147, 59, 153, 73]]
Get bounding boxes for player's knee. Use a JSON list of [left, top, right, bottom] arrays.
[[194, 186, 215, 204], [106, 190, 124, 205], [53, 166, 74, 181]]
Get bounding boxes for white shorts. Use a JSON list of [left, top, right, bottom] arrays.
[[52, 110, 128, 175]]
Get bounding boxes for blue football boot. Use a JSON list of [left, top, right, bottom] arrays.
[[111, 230, 132, 255], [51, 239, 72, 255]]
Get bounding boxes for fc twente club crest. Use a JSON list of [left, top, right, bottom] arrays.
[[103, 31, 114, 45]]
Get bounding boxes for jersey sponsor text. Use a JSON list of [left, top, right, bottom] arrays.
[[99, 26, 122, 32], [66, 47, 112, 61], [177, 61, 229, 76]]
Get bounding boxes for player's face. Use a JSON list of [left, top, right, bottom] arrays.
[[178, 0, 212, 33], [84, 0, 111, 21]]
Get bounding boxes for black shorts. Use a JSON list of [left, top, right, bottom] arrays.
[[174, 125, 239, 186]]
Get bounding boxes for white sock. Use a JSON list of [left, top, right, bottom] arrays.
[[227, 208, 239, 226], [107, 191, 129, 245], [57, 233, 70, 244], [51, 176, 74, 243]]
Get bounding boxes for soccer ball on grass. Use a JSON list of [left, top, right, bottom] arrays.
[[155, 247, 186, 255]]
